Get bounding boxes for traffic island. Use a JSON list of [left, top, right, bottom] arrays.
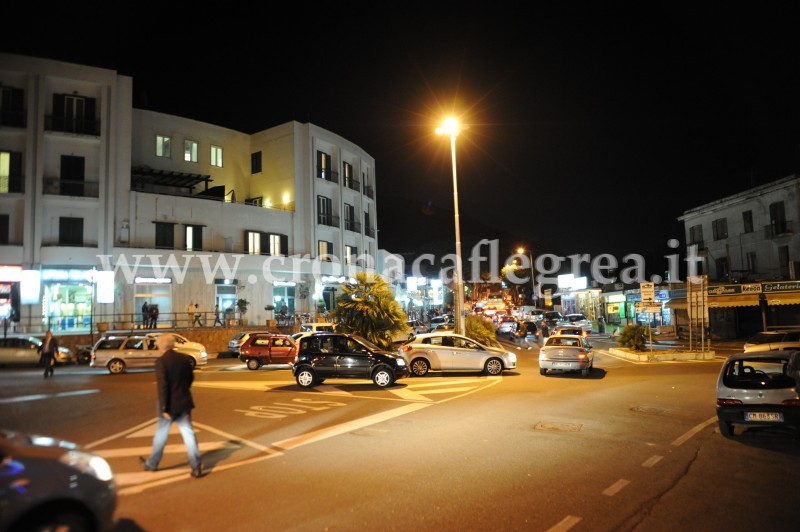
[[607, 347, 715, 361]]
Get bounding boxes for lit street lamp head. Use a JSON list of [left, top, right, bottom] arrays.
[[436, 117, 461, 137]]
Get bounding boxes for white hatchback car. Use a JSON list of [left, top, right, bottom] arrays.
[[90, 334, 208, 374], [399, 331, 516, 376]]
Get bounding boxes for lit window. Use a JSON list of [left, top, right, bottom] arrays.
[[270, 234, 282, 255], [248, 231, 261, 255], [211, 146, 223, 168], [184, 140, 198, 162], [156, 135, 171, 158]]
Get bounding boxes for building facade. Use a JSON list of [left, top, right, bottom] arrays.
[[0, 53, 394, 333]]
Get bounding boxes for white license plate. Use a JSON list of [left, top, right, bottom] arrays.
[[744, 412, 783, 422], [554, 362, 572, 367]]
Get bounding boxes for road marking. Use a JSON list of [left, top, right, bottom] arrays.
[[642, 455, 663, 468], [547, 515, 582, 532], [671, 416, 717, 446], [602, 479, 630, 496], [0, 389, 100, 404]]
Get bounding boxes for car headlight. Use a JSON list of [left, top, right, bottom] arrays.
[[200, 351, 208, 359], [507, 352, 517, 363], [396, 358, 406, 367], [60, 450, 114, 482]]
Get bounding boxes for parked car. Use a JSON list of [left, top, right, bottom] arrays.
[[743, 330, 800, 352], [539, 334, 594, 376], [399, 331, 517, 376], [429, 314, 453, 330], [299, 322, 336, 333], [0, 336, 74, 366], [147, 332, 205, 353], [0, 428, 117, 532], [716, 351, 800, 437], [228, 330, 268, 356], [541, 311, 565, 330], [90, 335, 208, 374], [239, 333, 297, 370], [496, 316, 519, 337], [563, 313, 592, 332], [292, 332, 408, 388]]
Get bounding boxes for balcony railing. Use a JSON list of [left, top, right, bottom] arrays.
[[318, 214, 340, 228], [365, 226, 375, 238], [0, 176, 24, 193], [764, 220, 796, 239], [43, 177, 99, 198], [45, 115, 101, 136], [316, 168, 339, 184], [0, 110, 26, 128], [344, 178, 361, 192], [345, 219, 361, 233], [363, 185, 374, 199]]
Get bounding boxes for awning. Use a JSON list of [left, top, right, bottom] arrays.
[[131, 166, 212, 191], [665, 299, 686, 310], [707, 295, 760, 308], [765, 292, 800, 306]]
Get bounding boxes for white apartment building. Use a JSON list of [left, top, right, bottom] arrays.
[[0, 52, 400, 333]]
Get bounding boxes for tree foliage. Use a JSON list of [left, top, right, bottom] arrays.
[[465, 314, 497, 346], [617, 324, 649, 351], [330, 272, 408, 350]]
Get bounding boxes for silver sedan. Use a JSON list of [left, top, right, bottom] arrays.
[[539, 334, 594, 376], [399, 332, 516, 376]]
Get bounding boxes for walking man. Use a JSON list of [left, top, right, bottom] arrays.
[[38, 329, 58, 378], [141, 301, 149, 329], [139, 333, 204, 478], [213, 304, 223, 327], [192, 303, 203, 327]]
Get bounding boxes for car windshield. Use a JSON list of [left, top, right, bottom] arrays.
[[352, 335, 381, 351], [746, 332, 786, 344], [568, 315, 586, 322]]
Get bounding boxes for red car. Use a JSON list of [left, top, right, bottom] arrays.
[[238, 333, 297, 370]]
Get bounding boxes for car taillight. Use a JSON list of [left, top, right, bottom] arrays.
[[781, 399, 800, 407], [717, 398, 743, 406], [402, 345, 413, 352]]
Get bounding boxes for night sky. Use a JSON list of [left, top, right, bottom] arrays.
[[4, 3, 800, 279]]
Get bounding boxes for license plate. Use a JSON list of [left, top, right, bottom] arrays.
[[744, 412, 783, 422], [554, 362, 572, 367]]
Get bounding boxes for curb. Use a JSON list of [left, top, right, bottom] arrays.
[[607, 347, 716, 362]]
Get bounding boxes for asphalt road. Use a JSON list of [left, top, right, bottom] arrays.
[[1, 337, 798, 531]]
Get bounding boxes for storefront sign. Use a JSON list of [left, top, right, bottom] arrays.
[[762, 281, 800, 293], [41, 269, 94, 282], [134, 276, 172, 284]]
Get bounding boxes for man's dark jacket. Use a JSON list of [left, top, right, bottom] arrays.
[[155, 349, 195, 417]]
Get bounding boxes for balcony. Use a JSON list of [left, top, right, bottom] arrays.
[[344, 178, 361, 192], [0, 110, 26, 128], [365, 226, 375, 238], [764, 220, 796, 239], [344, 219, 361, 233], [43, 177, 99, 198], [363, 185, 375, 199], [45, 115, 101, 136], [316, 168, 339, 184], [0, 175, 24, 194], [318, 214, 340, 228]]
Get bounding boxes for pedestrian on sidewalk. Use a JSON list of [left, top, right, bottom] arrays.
[[213, 304, 223, 327], [38, 329, 58, 378], [139, 333, 204, 478], [192, 303, 203, 327]]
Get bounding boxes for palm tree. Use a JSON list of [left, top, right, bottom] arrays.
[[331, 272, 408, 350]]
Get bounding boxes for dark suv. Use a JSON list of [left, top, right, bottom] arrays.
[[292, 333, 409, 388]]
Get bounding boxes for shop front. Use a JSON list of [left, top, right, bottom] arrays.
[[41, 268, 95, 332]]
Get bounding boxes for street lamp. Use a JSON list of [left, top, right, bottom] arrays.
[[436, 117, 466, 336], [517, 247, 536, 307]]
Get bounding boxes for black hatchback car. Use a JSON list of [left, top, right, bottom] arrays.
[[292, 333, 409, 388]]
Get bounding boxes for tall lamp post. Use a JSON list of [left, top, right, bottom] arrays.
[[517, 247, 536, 307], [436, 117, 466, 336]]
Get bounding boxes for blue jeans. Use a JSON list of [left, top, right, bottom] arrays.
[[145, 412, 202, 470]]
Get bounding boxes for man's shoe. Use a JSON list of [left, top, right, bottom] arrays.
[[139, 456, 156, 472], [191, 464, 204, 478]]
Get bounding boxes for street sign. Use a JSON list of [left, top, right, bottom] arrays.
[[635, 302, 662, 313], [640, 281, 655, 302]]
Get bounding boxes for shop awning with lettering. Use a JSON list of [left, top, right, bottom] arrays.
[[765, 292, 800, 306], [707, 295, 761, 308]]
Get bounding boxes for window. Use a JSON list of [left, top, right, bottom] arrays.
[[344, 203, 358, 232], [689, 224, 703, 248], [155, 222, 175, 248], [715, 257, 729, 280], [778, 245, 790, 278], [60, 155, 85, 196], [58, 217, 83, 246], [185, 225, 203, 251], [245, 231, 287, 255], [746, 252, 757, 273], [316, 151, 336, 182], [247, 231, 262, 255], [0, 214, 8, 244], [211, 145, 223, 167], [345, 245, 357, 265], [0, 151, 23, 193], [156, 135, 171, 158], [251, 151, 262, 173], [742, 210, 753, 233], [317, 196, 332, 225], [365, 211, 374, 237], [343, 162, 353, 189], [184, 140, 198, 162], [52, 94, 97, 135], [712, 218, 728, 240], [318, 240, 333, 261], [770, 201, 787, 235], [0, 86, 25, 128], [269, 234, 287, 256]]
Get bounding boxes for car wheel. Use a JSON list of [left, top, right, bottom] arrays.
[[296, 367, 316, 387], [188, 356, 197, 369], [718, 419, 734, 437], [484, 358, 503, 376], [76, 350, 91, 364], [246, 358, 261, 370], [539, 367, 547, 375], [410, 358, 430, 376], [108, 359, 126, 374], [373, 367, 395, 387]]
